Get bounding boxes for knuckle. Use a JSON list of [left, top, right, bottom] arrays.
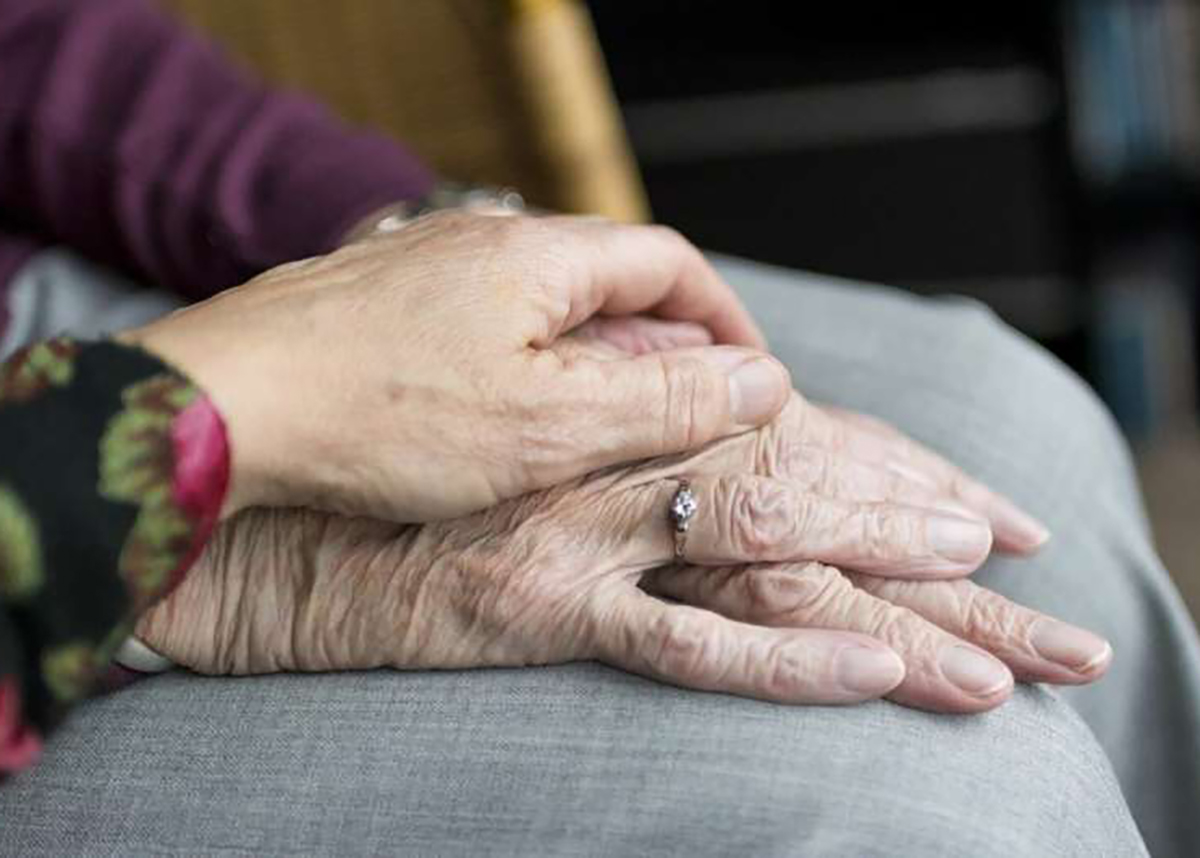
[[758, 413, 832, 487], [724, 479, 800, 558], [956, 588, 993, 640], [647, 610, 715, 682], [859, 600, 923, 648], [860, 509, 922, 562], [956, 586, 1026, 649], [742, 563, 850, 622], [751, 418, 791, 477], [660, 357, 725, 449], [764, 641, 807, 697], [791, 492, 827, 537]]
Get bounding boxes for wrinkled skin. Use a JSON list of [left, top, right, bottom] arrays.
[[140, 367, 1110, 714]]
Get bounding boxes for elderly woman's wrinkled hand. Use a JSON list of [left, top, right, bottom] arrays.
[[137, 366, 1109, 714], [120, 211, 788, 523]]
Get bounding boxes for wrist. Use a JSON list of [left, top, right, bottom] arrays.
[[114, 325, 258, 519], [340, 183, 525, 245]]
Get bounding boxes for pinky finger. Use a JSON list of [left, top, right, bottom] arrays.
[[593, 588, 905, 705]]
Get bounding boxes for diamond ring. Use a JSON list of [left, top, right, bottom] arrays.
[[668, 479, 698, 560]]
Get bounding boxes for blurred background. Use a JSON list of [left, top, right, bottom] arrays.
[[165, 0, 1199, 620]]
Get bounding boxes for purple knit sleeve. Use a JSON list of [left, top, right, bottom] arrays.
[[0, 0, 436, 299]]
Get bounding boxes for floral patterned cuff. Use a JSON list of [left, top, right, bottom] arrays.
[[0, 338, 229, 777]]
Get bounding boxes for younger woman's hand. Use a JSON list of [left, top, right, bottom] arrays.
[[120, 211, 787, 522]]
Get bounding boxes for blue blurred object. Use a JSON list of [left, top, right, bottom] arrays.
[[1064, 0, 1200, 437]]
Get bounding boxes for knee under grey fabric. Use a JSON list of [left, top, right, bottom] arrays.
[[0, 669, 1145, 857], [720, 255, 1200, 857], [1, 249, 1191, 857]]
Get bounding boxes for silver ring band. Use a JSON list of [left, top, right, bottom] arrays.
[[668, 479, 698, 560]]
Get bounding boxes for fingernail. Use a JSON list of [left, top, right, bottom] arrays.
[[991, 495, 1051, 551], [1031, 619, 1112, 673], [939, 645, 1011, 697], [836, 646, 906, 696], [727, 357, 789, 425], [927, 515, 993, 564]]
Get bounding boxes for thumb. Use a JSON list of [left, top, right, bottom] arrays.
[[561, 345, 790, 471]]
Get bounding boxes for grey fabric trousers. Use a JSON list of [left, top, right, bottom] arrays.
[[2, 250, 1198, 857]]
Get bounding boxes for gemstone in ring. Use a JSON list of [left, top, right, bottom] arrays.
[[668, 479, 698, 559]]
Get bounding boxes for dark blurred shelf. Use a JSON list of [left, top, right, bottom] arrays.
[[638, 130, 1069, 289], [622, 67, 1057, 165], [590, 4, 1054, 99], [589, 0, 1200, 433]]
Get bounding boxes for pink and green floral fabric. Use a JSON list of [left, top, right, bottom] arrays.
[[0, 338, 228, 777]]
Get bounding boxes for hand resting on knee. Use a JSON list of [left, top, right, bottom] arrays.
[[138, 334, 1110, 715]]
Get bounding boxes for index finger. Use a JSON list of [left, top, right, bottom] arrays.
[[536, 216, 766, 349]]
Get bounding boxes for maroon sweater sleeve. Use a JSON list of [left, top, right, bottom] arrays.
[[0, 0, 436, 299]]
